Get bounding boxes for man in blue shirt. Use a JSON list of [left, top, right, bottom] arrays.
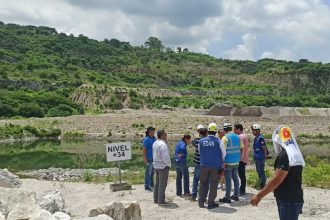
[[143, 126, 156, 191], [174, 134, 192, 197], [251, 124, 268, 189], [198, 123, 223, 209]]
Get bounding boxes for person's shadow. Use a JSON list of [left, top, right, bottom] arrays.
[[208, 205, 237, 214], [158, 202, 179, 209], [230, 193, 254, 207]]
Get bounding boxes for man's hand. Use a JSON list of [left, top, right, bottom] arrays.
[[144, 158, 148, 165], [178, 153, 183, 158], [250, 195, 261, 206]]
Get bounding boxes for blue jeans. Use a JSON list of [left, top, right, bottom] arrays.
[[144, 159, 154, 188], [175, 161, 190, 196], [255, 158, 266, 188], [192, 164, 200, 198], [276, 199, 303, 220], [224, 165, 240, 198]]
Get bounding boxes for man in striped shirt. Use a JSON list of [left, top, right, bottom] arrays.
[[191, 125, 208, 201]]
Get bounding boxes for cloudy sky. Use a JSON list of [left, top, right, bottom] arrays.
[[1, 0, 330, 62]]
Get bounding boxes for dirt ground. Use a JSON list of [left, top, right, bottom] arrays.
[[1, 109, 330, 140], [21, 178, 330, 220]]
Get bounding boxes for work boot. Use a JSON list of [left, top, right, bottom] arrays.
[[219, 197, 231, 203], [207, 202, 219, 209], [230, 196, 239, 201], [198, 201, 205, 208]]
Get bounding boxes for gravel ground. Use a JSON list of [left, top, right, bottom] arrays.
[[20, 178, 330, 220]]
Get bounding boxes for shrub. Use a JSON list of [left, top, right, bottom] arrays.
[[0, 103, 16, 117], [18, 103, 44, 118], [47, 104, 74, 117], [83, 170, 93, 182]]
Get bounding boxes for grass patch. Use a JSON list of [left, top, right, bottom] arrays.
[[0, 124, 61, 139], [63, 130, 86, 138]]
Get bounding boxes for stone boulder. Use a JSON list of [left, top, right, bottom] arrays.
[[53, 211, 72, 220], [77, 214, 113, 220], [37, 190, 68, 214], [30, 209, 55, 220], [89, 202, 141, 220], [0, 169, 22, 188]]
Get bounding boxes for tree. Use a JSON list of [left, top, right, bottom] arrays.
[[144, 37, 164, 51]]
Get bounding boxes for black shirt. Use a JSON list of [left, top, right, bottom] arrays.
[[274, 150, 304, 203]]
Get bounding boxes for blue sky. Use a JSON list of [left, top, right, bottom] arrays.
[[0, 0, 330, 62]]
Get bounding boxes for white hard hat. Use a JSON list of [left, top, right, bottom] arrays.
[[252, 124, 261, 130], [223, 122, 232, 129], [208, 123, 218, 132], [197, 125, 205, 130]]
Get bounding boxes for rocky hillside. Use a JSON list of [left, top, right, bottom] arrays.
[[0, 21, 329, 118]]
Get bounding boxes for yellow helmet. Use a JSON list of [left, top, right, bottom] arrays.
[[208, 123, 218, 132]]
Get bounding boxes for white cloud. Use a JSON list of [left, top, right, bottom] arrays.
[[261, 49, 294, 61], [225, 33, 257, 60]]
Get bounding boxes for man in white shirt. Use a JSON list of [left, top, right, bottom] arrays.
[[153, 129, 171, 205]]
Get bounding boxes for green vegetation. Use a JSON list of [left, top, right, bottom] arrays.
[[0, 22, 329, 118], [247, 156, 330, 189], [0, 124, 61, 139], [63, 130, 86, 138]]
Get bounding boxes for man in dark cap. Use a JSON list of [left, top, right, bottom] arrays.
[[142, 126, 156, 191]]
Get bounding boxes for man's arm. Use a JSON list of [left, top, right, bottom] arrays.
[[162, 143, 171, 168], [259, 137, 268, 159], [251, 151, 289, 206], [143, 148, 148, 164], [142, 139, 148, 164], [220, 139, 226, 160], [250, 168, 288, 206]]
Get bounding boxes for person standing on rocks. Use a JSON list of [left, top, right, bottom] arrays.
[[174, 134, 192, 197], [219, 123, 244, 204], [153, 130, 171, 205], [198, 123, 223, 209], [191, 125, 208, 201], [251, 126, 305, 220], [251, 124, 268, 189], [234, 123, 250, 195], [143, 126, 156, 191]]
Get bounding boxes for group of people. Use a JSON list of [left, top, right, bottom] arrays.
[[142, 123, 305, 220]]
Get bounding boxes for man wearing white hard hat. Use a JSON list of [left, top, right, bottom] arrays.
[[251, 124, 268, 189], [191, 125, 207, 201], [198, 123, 223, 209]]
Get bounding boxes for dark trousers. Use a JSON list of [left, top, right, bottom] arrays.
[[255, 158, 266, 188], [175, 161, 190, 196], [198, 166, 219, 204], [154, 167, 169, 204], [238, 161, 247, 193], [276, 199, 303, 220], [192, 164, 201, 198]]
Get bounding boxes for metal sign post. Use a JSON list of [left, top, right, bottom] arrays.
[[105, 141, 132, 191], [118, 160, 122, 184]]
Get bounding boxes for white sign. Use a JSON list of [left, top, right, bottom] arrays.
[[106, 142, 132, 162]]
